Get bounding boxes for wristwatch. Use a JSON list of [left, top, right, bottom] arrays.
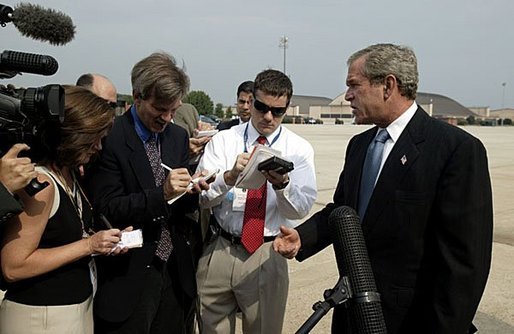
[[272, 179, 289, 190]]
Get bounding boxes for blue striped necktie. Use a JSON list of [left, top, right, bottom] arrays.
[[358, 129, 390, 219]]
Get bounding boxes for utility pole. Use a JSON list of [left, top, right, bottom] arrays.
[[502, 82, 507, 109], [279, 36, 288, 74]]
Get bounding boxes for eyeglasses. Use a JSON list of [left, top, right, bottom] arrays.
[[253, 99, 288, 117], [108, 102, 118, 109]]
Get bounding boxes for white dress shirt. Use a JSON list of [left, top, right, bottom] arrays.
[[376, 101, 418, 178], [197, 121, 317, 237]]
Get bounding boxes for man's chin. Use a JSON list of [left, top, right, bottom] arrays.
[[257, 124, 277, 135], [153, 123, 168, 132], [239, 113, 250, 122]]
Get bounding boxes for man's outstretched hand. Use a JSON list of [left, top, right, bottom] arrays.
[[273, 225, 301, 259]]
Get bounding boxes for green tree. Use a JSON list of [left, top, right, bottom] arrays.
[[214, 103, 224, 119], [225, 106, 233, 119], [183, 90, 213, 115]]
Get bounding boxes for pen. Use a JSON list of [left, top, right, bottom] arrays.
[[160, 163, 173, 172], [99, 214, 113, 229]]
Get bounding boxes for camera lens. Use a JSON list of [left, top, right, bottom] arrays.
[[19, 84, 64, 122]]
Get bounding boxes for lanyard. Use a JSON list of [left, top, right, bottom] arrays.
[[243, 123, 282, 153]]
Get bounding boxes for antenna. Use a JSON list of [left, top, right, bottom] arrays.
[[279, 36, 288, 74]]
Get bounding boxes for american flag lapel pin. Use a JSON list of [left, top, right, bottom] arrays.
[[401, 155, 407, 165]]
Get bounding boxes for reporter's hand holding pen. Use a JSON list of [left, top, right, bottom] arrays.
[[88, 214, 133, 256], [160, 163, 214, 201]]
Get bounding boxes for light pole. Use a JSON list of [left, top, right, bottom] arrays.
[[502, 82, 507, 109], [279, 36, 288, 74]]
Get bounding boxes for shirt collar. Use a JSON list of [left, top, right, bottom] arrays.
[[130, 104, 158, 143], [383, 101, 417, 143], [246, 121, 281, 146]]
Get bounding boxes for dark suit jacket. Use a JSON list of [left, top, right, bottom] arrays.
[[0, 183, 23, 290], [297, 108, 493, 334], [89, 111, 198, 323], [0, 183, 22, 225], [216, 118, 239, 130]]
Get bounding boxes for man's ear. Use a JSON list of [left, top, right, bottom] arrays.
[[383, 75, 396, 99]]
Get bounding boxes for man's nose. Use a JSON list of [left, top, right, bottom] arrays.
[[162, 110, 173, 122], [263, 110, 274, 120]]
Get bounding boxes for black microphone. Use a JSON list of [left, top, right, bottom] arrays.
[[328, 206, 387, 333], [0, 3, 75, 45], [0, 50, 58, 76]]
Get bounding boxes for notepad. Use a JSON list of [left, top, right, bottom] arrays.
[[235, 145, 288, 189], [197, 129, 219, 138], [113, 229, 143, 250]]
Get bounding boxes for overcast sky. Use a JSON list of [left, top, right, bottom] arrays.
[[3, 0, 513, 109]]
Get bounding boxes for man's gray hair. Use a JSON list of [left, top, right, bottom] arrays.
[[131, 52, 190, 102], [348, 43, 418, 100]]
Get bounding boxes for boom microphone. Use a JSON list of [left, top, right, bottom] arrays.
[[0, 50, 58, 76], [0, 3, 75, 45], [328, 206, 387, 333]]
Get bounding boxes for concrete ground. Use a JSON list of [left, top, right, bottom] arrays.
[[2, 124, 512, 333], [278, 124, 514, 333]]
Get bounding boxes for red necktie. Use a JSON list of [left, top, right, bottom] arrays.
[[241, 136, 267, 254]]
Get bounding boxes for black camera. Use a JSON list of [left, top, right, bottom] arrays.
[[0, 83, 64, 152], [0, 82, 64, 197], [258, 156, 294, 175], [0, 3, 73, 197]]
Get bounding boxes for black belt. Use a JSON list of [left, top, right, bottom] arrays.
[[219, 228, 275, 245]]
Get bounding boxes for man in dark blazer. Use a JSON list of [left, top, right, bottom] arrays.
[[274, 44, 493, 333], [90, 52, 209, 334], [217, 80, 253, 130]]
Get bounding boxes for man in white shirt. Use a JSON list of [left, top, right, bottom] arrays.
[[196, 69, 317, 334], [217, 81, 254, 130]]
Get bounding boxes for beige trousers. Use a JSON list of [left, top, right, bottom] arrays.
[[197, 237, 289, 334], [0, 294, 93, 334]]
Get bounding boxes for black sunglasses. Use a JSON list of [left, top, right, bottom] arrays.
[[253, 99, 288, 117]]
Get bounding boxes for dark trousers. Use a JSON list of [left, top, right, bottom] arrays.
[[94, 258, 194, 334]]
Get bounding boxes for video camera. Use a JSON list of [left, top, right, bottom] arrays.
[[0, 2, 75, 194], [0, 80, 64, 154]]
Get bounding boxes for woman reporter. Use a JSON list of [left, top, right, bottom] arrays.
[[0, 86, 128, 334]]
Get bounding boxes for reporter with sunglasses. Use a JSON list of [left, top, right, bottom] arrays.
[[196, 69, 317, 334]]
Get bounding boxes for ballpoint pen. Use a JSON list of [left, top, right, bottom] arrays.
[[160, 163, 173, 172], [99, 213, 113, 229]]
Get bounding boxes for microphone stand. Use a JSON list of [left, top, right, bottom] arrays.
[[296, 276, 352, 334]]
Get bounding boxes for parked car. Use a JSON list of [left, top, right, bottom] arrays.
[[206, 114, 221, 124], [200, 115, 218, 127], [305, 117, 323, 124]]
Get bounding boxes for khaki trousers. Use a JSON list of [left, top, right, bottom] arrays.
[[0, 295, 93, 334], [197, 236, 288, 334]]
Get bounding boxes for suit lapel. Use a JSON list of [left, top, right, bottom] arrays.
[[345, 128, 376, 212], [122, 112, 157, 190], [161, 123, 186, 171], [362, 108, 427, 234]]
